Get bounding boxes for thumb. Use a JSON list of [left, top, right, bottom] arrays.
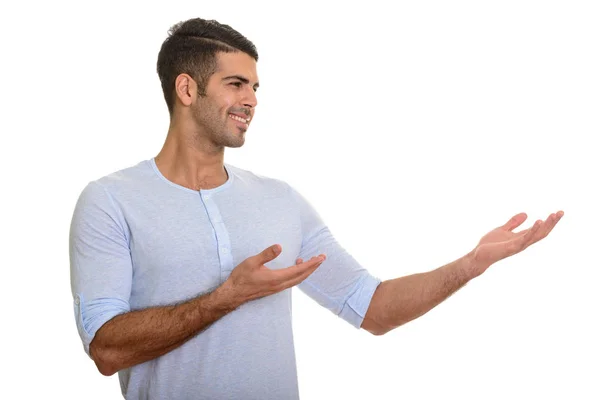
[[501, 212, 528, 231], [255, 244, 282, 265]]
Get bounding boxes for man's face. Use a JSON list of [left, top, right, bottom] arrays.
[[191, 51, 259, 148]]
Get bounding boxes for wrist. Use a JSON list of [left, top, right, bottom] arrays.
[[463, 248, 489, 279], [211, 279, 245, 312]]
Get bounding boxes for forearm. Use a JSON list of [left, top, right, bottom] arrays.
[[362, 251, 476, 335], [90, 282, 241, 375]]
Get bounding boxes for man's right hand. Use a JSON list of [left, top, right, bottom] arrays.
[[223, 244, 326, 305]]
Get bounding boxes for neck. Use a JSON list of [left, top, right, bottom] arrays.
[[155, 122, 228, 191]]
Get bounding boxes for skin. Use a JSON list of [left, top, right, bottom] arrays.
[[154, 51, 260, 191], [296, 211, 564, 335], [89, 50, 564, 375], [89, 52, 327, 376]]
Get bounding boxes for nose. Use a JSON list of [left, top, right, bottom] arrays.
[[242, 87, 258, 109]]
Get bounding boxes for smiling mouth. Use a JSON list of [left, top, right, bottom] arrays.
[[229, 113, 250, 125]]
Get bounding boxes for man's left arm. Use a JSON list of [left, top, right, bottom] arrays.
[[361, 211, 563, 335], [360, 251, 475, 335], [287, 182, 562, 336]]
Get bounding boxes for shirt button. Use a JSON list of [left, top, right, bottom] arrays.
[[74, 296, 80, 305], [204, 194, 211, 200], [221, 247, 229, 253]]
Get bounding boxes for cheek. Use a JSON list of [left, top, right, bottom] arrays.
[[218, 94, 237, 112]]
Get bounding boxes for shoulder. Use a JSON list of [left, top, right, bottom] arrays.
[[225, 163, 294, 195], [74, 159, 153, 208], [94, 159, 154, 191]]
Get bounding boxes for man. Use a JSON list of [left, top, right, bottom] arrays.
[[69, 17, 563, 399]]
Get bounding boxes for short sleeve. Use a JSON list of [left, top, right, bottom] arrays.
[[287, 184, 381, 328], [69, 181, 133, 356]]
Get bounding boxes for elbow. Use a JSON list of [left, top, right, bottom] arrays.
[[367, 327, 388, 336], [89, 340, 119, 376], [96, 361, 118, 377], [362, 301, 394, 336], [365, 321, 404, 336], [367, 323, 394, 336], [361, 316, 393, 336]]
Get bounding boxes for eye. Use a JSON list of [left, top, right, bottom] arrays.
[[230, 82, 242, 88]]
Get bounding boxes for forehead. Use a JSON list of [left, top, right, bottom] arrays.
[[213, 51, 259, 82]]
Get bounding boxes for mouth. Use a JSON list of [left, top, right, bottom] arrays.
[[228, 113, 251, 128]]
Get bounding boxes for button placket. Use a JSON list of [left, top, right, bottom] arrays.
[[200, 192, 234, 281]]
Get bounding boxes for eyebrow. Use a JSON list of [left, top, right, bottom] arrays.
[[223, 75, 260, 89]]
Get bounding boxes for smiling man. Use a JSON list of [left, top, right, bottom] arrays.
[[69, 17, 564, 400]]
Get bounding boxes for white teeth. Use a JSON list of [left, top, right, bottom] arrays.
[[229, 114, 249, 124]]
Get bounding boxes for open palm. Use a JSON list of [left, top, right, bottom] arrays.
[[472, 211, 564, 275]]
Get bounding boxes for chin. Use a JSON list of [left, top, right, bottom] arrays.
[[226, 141, 245, 149], [224, 134, 245, 148]]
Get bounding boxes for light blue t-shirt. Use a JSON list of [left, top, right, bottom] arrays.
[[69, 158, 381, 399]]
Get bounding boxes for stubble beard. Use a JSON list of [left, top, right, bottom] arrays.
[[192, 100, 245, 150]]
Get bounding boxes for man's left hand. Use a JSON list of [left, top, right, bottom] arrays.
[[470, 210, 564, 277]]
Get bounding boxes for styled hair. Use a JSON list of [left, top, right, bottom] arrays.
[[156, 18, 259, 114]]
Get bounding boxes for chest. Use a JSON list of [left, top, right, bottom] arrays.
[[124, 194, 302, 307]]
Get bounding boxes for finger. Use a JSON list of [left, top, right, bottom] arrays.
[[277, 258, 325, 289], [531, 210, 564, 243], [517, 219, 543, 250], [254, 244, 282, 265], [501, 212, 528, 232], [515, 220, 541, 236], [270, 255, 325, 283], [295, 258, 303, 265], [515, 210, 564, 236]]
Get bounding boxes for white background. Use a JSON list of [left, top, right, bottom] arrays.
[[1, 1, 598, 399]]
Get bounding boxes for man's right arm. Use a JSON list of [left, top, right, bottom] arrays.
[[89, 245, 324, 376], [70, 182, 325, 376], [89, 283, 238, 376]]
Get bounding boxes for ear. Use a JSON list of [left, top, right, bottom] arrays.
[[174, 74, 196, 108]]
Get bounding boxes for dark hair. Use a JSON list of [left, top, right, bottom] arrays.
[[156, 18, 259, 114]]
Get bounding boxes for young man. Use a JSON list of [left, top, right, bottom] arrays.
[[69, 17, 563, 399]]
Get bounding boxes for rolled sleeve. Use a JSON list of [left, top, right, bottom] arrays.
[[73, 296, 131, 355], [337, 274, 381, 328], [69, 181, 133, 355], [288, 184, 381, 328]]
